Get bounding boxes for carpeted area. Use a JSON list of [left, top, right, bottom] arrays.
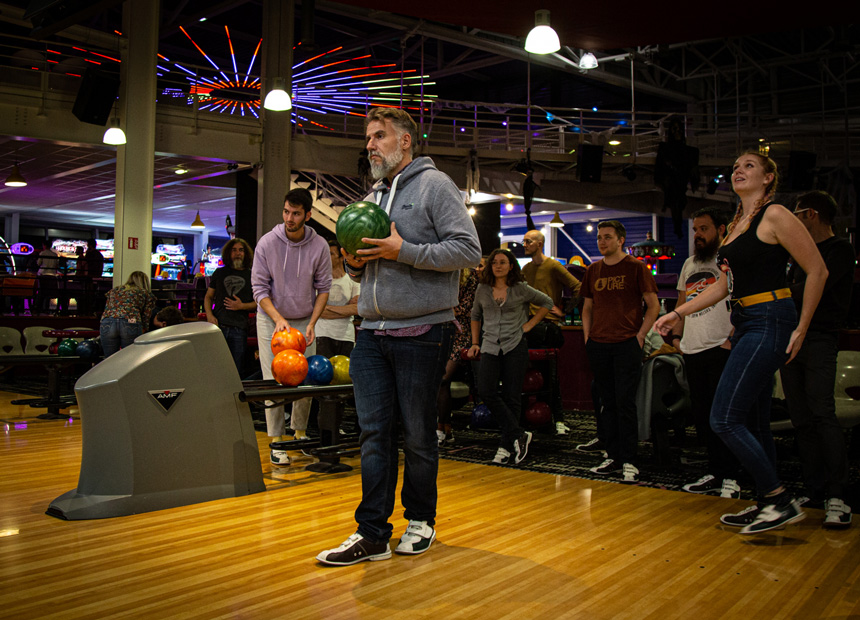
[[438, 406, 860, 511]]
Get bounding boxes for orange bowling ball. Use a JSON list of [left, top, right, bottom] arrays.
[[271, 327, 307, 355], [272, 349, 308, 386]]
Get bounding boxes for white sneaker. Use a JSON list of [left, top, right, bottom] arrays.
[[270, 449, 290, 466], [824, 498, 852, 529], [492, 447, 511, 465], [436, 429, 446, 446], [720, 479, 741, 499], [395, 520, 436, 555], [555, 421, 570, 435], [621, 463, 639, 484]]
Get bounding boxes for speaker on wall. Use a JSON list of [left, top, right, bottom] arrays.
[[72, 68, 120, 126], [578, 144, 604, 183]]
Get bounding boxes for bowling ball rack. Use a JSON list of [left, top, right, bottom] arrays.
[[240, 380, 360, 473]]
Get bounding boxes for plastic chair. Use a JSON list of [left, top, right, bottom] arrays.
[[835, 350, 860, 428], [0, 326, 24, 354], [22, 325, 54, 354]]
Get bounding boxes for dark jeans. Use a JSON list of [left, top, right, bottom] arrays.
[[779, 330, 847, 499], [352, 323, 453, 543], [220, 325, 248, 377], [711, 298, 796, 496], [684, 346, 740, 480], [586, 337, 642, 464], [100, 317, 143, 357], [476, 336, 529, 451]]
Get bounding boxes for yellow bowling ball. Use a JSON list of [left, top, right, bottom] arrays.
[[329, 355, 350, 385]]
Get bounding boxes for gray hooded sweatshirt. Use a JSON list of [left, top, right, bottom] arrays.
[[358, 156, 481, 330]]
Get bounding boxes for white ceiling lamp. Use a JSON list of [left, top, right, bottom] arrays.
[[579, 52, 598, 70], [191, 210, 205, 229], [4, 163, 27, 187], [263, 77, 292, 111], [525, 10, 560, 55], [103, 118, 126, 145]]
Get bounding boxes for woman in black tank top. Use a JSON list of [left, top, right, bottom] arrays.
[[656, 151, 827, 534]]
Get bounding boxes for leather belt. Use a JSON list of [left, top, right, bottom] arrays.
[[732, 288, 791, 308]]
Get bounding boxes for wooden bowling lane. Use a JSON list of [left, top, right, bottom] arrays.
[[1, 392, 860, 619]]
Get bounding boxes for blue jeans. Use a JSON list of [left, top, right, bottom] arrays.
[[99, 317, 143, 357], [220, 325, 247, 376], [710, 298, 796, 496], [476, 335, 528, 451], [352, 323, 454, 543]]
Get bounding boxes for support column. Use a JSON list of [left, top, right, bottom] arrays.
[[257, 0, 294, 240], [113, 0, 159, 285], [4, 213, 20, 244]]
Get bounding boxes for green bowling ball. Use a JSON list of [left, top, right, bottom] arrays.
[[58, 338, 78, 356]]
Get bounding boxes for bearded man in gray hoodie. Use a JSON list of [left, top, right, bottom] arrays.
[[317, 107, 481, 566], [251, 187, 331, 466]]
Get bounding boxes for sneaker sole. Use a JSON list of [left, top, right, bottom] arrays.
[[514, 433, 532, 464], [823, 519, 852, 530], [394, 530, 436, 555], [739, 511, 806, 535], [316, 549, 392, 566]]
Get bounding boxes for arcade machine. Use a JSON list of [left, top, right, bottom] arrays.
[[46, 322, 357, 520], [152, 243, 188, 280]]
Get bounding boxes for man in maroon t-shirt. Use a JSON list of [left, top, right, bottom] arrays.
[[581, 220, 659, 484]]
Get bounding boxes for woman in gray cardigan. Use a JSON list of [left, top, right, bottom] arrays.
[[468, 248, 553, 466]]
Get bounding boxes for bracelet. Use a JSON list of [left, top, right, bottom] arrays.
[[671, 334, 681, 340], [672, 309, 682, 321], [471, 342, 479, 346]]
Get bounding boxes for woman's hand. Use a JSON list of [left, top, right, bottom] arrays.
[[785, 327, 806, 364], [654, 312, 679, 336]]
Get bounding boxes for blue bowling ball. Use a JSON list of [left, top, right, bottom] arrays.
[[75, 339, 100, 361], [305, 355, 334, 385], [470, 403, 497, 430]]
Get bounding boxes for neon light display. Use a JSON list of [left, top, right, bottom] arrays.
[[161, 26, 436, 126]]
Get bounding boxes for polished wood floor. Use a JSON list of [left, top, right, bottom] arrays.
[[1, 393, 859, 620]]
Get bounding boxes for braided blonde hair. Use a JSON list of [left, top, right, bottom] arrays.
[[723, 151, 779, 242]]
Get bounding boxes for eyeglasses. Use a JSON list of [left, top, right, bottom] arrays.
[[522, 239, 537, 245], [793, 207, 816, 217]]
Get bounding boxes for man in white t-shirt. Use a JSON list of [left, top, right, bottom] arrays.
[[670, 208, 741, 498], [316, 239, 361, 357]]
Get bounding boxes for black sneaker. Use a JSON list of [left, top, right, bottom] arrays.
[[823, 498, 852, 530], [739, 500, 805, 534], [576, 437, 607, 456], [682, 474, 720, 494], [720, 505, 762, 527], [316, 533, 392, 566], [590, 458, 621, 475], [513, 431, 532, 464]]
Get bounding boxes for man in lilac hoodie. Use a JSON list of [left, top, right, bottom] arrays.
[[316, 107, 481, 566], [251, 187, 331, 466]]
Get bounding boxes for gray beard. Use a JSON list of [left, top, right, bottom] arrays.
[[232, 259, 244, 269], [369, 148, 403, 180]]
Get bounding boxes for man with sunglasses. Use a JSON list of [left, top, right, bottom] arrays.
[[781, 191, 855, 528]]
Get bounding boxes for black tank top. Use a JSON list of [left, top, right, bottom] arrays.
[[717, 202, 789, 299]]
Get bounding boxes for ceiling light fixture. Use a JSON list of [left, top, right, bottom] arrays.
[[4, 163, 27, 187], [175, 166, 188, 175], [191, 211, 205, 229], [579, 52, 598, 70], [525, 10, 560, 55], [549, 211, 564, 228], [103, 117, 126, 145], [263, 77, 292, 111]]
